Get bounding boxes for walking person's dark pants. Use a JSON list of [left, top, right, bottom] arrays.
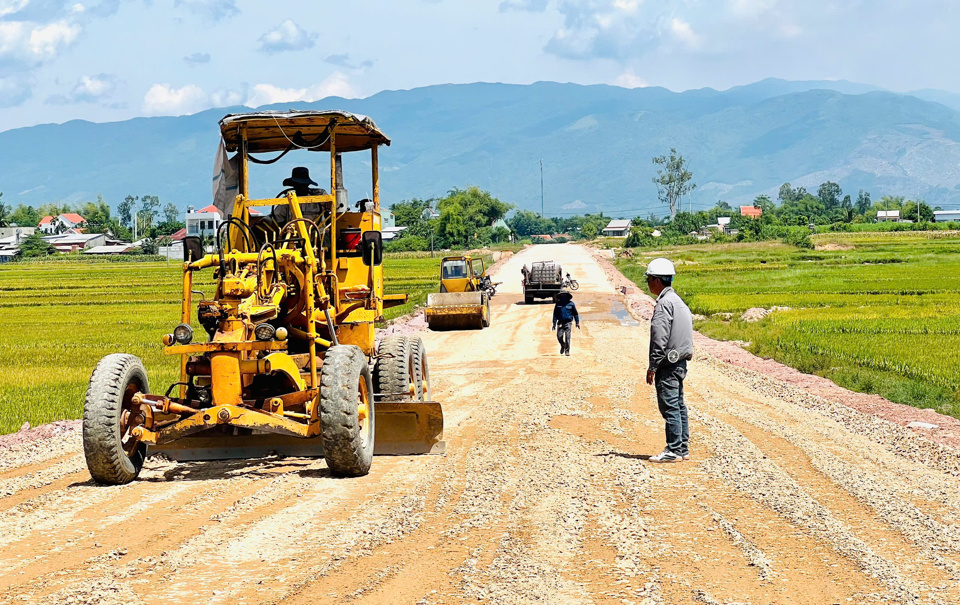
[[556, 322, 572, 354], [655, 360, 689, 456]]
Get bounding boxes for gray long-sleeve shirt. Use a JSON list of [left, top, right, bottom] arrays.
[[648, 287, 694, 372]]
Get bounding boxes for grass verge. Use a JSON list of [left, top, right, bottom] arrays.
[[615, 233, 960, 418], [0, 253, 480, 434]]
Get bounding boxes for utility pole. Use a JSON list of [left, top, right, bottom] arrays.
[[540, 159, 544, 219]]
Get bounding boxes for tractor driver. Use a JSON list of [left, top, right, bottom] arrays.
[[275, 166, 328, 224], [282, 166, 327, 197]]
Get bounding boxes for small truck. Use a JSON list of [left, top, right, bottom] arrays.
[[522, 261, 564, 304]]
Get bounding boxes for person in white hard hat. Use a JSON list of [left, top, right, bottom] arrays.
[[644, 258, 694, 463]]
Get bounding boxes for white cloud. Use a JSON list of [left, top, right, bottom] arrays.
[[246, 72, 357, 107], [209, 87, 245, 107], [47, 73, 117, 104], [174, 0, 239, 22], [670, 18, 701, 49], [257, 19, 318, 54], [0, 0, 30, 18], [143, 83, 208, 116], [140, 73, 358, 116], [728, 0, 779, 19], [613, 69, 648, 88], [613, 0, 642, 13], [545, 0, 673, 61], [28, 20, 81, 59], [0, 19, 81, 69]]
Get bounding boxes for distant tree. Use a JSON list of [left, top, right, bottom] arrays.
[[903, 200, 934, 222], [653, 149, 696, 220], [817, 181, 842, 209], [668, 211, 700, 236], [390, 198, 433, 227], [10, 204, 40, 227], [19, 232, 56, 257], [82, 196, 113, 234], [855, 190, 872, 215], [581, 223, 599, 239], [753, 194, 775, 214], [139, 195, 160, 230], [436, 203, 467, 248], [118, 195, 136, 227], [0, 194, 8, 227], [140, 237, 159, 255], [509, 210, 554, 237], [163, 202, 180, 225], [491, 226, 512, 243]]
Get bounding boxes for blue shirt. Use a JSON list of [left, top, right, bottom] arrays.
[[553, 301, 580, 326]]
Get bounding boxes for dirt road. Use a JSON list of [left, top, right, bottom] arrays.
[[2, 244, 959, 605]]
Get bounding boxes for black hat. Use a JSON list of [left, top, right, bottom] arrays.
[[283, 166, 318, 187]]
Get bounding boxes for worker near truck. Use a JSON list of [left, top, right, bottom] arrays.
[[644, 258, 694, 463], [551, 290, 580, 356]]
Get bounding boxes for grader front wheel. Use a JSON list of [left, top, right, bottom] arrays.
[[82, 354, 150, 485], [320, 346, 375, 477]]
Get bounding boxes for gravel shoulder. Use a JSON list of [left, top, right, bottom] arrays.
[[1, 244, 959, 605]]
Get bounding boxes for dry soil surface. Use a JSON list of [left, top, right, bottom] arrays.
[[2, 244, 959, 605]]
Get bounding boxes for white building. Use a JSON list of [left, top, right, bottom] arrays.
[[934, 210, 960, 222], [186, 204, 222, 239], [877, 210, 900, 222], [38, 213, 86, 234], [602, 219, 632, 237]]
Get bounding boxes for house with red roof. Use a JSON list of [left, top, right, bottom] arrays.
[[185, 204, 222, 239], [740, 206, 763, 219], [38, 213, 87, 234]]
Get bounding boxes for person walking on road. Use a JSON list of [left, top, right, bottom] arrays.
[[552, 290, 580, 356], [644, 258, 694, 463]]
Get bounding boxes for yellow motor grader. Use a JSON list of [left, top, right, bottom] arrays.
[[82, 110, 443, 485], [424, 255, 496, 330]]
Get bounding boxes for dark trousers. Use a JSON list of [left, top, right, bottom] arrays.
[[655, 360, 689, 455], [556, 322, 572, 352]]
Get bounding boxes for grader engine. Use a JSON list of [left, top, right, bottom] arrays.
[[82, 111, 443, 485]]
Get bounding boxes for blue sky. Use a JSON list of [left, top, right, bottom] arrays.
[[1, 0, 957, 132]]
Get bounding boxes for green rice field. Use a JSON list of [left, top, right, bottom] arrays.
[[617, 232, 960, 418], [0, 254, 456, 434]]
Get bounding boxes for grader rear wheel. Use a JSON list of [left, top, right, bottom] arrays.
[[375, 335, 417, 401], [408, 336, 430, 401], [320, 345, 375, 477], [82, 354, 150, 485]]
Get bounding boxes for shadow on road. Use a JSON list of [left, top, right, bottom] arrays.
[[596, 451, 651, 461]]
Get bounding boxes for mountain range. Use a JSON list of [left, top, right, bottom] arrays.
[[2, 78, 960, 217]]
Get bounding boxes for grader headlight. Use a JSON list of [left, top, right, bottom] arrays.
[[254, 323, 276, 341], [173, 323, 194, 345]]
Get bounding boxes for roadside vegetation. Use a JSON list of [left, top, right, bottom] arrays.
[[0, 253, 467, 434], [616, 232, 960, 418]]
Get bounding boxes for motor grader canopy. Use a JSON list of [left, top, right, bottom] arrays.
[[219, 110, 391, 154]]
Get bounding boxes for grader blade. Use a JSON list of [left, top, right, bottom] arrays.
[[424, 292, 486, 330], [374, 400, 445, 455], [148, 433, 326, 461], [147, 400, 444, 461]]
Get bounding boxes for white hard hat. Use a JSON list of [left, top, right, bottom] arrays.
[[644, 257, 676, 277]]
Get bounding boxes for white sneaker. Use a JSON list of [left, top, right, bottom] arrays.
[[649, 450, 683, 463]]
